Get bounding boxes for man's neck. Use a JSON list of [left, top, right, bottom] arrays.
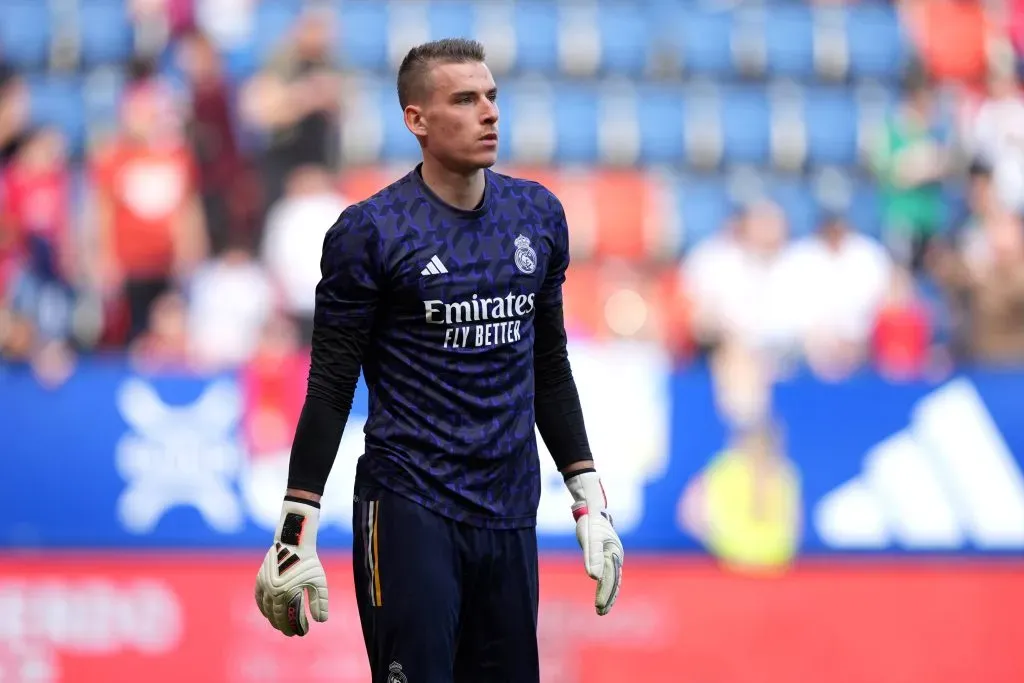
[[421, 157, 485, 211]]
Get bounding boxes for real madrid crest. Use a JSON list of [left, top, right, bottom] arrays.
[[387, 661, 408, 683], [513, 234, 537, 275]]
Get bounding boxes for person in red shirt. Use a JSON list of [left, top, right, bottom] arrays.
[[91, 79, 207, 345], [872, 266, 933, 381]]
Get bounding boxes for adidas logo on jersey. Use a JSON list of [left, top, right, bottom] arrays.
[[421, 255, 448, 276], [814, 378, 1024, 551]]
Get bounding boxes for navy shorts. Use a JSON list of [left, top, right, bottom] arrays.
[[352, 485, 540, 683]]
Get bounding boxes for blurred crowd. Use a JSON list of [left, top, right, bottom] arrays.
[[0, 4, 352, 385], [0, 0, 1023, 395]]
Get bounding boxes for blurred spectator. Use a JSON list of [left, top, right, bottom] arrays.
[[872, 266, 933, 381], [962, 65, 1024, 213], [956, 161, 1003, 270], [195, 0, 256, 54], [931, 209, 1024, 365], [680, 342, 800, 575], [261, 165, 348, 342], [129, 0, 194, 59], [775, 215, 894, 381], [90, 81, 207, 345], [684, 200, 792, 358], [186, 238, 275, 370], [177, 28, 259, 256], [129, 289, 192, 370], [871, 73, 950, 272], [240, 5, 344, 216], [902, 0, 994, 85], [241, 313, 307, 458], [0, 128, 79, 385], [0, 60, 28, 163]]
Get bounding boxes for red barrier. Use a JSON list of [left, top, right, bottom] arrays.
[[0, 555, 1021, 683]]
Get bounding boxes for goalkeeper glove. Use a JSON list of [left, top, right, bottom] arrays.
[[255, 497, 329, 636], [565, 469, 623, 616]]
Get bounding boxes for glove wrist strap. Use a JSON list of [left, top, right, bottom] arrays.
[[276, 497, 321, 549]]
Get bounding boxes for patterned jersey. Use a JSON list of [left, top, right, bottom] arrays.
[[316, 165, 569, 529]]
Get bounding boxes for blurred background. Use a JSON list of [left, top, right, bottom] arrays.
[[1, 0, 1024, 681]]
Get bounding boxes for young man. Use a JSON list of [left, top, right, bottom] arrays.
[[254, 38, 623, 682]]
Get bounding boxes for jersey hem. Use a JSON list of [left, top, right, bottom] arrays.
[[354, 474, 538, 530]]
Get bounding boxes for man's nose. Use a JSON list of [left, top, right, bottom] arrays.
[[481, 100, 498, 124]]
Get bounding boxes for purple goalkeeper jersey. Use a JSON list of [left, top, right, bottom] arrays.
[[315, 165, 570, 529]]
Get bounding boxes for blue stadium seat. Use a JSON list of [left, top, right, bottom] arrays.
[[765, 176, 818, 238], [27, 76, 87, 158], [338, 0, 389, 71], [78, 1, 133, 66], [674, 175, 733, 251], [553, 84, 599, 164], [763, 6, 815, 79], [0, 3, 51, 70], [846, 179, 884, 239], [596, 3, 650, 76], [804, 88, 859, 167], [376, 79, 420, 161], [513, 2, 560, 74], [719, 87, 771, 165], [427, 0, 477, 42], [845, 6, 908, 81], [679, 9, 736, 77], [636, 85, 686, 165]]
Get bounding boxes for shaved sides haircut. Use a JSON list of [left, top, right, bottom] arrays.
[[397, 38, 487, 108]]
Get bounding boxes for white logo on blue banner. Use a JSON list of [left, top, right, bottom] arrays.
[[815, 378, 1024, 550]]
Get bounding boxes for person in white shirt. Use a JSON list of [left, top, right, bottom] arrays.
[[965, 67, 1024, 213], [187, 241, 276, 369], [775, 214, 893, 379], [684, 199, 793, 358], [261, 165, 350, 341]]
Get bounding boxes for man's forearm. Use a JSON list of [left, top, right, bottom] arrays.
[[284, 324, 367, 499], [535, 374, 594, 470]]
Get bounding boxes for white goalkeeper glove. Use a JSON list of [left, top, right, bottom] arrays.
[[565, 470, 623, 616], [255, 498, 329, 637]]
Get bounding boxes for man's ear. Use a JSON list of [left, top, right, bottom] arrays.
[[404, 105, 427, 137]]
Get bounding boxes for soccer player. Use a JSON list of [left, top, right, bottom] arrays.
[[254, 38, 624, 682]]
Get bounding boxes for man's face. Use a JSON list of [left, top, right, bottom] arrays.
[[409, 60, 499, 171]]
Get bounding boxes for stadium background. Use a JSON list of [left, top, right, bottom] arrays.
[[1, 0, 1024, 681]]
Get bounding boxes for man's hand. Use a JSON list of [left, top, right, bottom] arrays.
[[254, 497, 329, 636], [565, 470, 623, 615]]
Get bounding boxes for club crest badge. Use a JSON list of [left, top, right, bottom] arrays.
[[513, 234, 537, 275], [387, 661, 408, 683]]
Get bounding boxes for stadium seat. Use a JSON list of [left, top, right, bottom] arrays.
[[763, 5, 816, 80], [553, 84, 600, 164], [78, 1, 133, 67], [673, 175, 733, 252], [375, 79, 421, 162], [719, 87, 772, 166], [636, 84, 687, 165], [803, 87, 859, 167], [0, 3, 51, 70], [845, 6, 908, 81], [513, 2, 560, 74], [596, 3, 650, 76], [27, 75, 87, 158], [337, 0, 389, 71], [427, 0, 477, 43], [845, 179, 884, 239], [679, 9, 736, 78], [765, 175, 819, 239]]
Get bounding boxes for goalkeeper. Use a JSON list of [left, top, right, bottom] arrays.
[[254, 38, 623, 683]]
